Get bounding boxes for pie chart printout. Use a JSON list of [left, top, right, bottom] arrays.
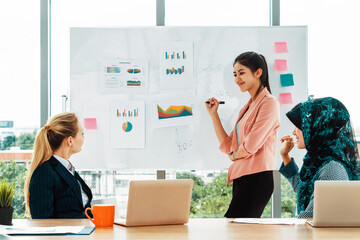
[[122, 122, 133, 132]]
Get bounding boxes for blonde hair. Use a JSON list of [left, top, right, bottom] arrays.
[[24, 112, 79, 216]]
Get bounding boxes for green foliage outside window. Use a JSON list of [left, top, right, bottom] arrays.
[[281, 176, 297, 218], [16, 132, 36, 150], [0, 136, 16, 150], [176, 171, 231, 218], [0, 164, 297, 219], [0, 131, 36, 150], [0, 160, 28, 218], [177, 171, 296, 218]]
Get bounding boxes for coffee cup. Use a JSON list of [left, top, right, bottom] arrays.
[[85, 204, 115, 227]]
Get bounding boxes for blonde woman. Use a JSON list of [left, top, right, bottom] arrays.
[[24, 112, 92, 219]]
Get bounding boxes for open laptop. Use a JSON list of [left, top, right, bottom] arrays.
[[114, 179, 193, 227], [307, 180, 360, 227]]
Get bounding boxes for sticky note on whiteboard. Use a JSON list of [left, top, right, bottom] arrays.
[[274, 59, 287, 71], [279, 93, 293, 104], [84, 118, 97, 129], [275, 42, 288, 53], [280, 74, 294, 87]]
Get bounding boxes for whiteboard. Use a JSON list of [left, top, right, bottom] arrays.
[[70, 27, 307, 170]]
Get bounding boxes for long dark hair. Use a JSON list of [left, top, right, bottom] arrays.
[[233, 51, 271, 95]]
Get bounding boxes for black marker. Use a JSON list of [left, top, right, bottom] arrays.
[[205, 101, 225, 104]]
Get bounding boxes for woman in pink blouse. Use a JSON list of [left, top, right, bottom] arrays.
[[206, 51, 280, 218]]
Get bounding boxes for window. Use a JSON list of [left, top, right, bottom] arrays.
[[0, 2, 40, 131], [0, 0, 40, 218], [50, 0, 156, 115], [280, 0, 360, 217], [283, 0, 360, 136], [50, 0, 159, 218], [50, 0, 273, 218], [77, 169, 271, 218], [165, 0, 269, 26], [280, 0, 308, 26]]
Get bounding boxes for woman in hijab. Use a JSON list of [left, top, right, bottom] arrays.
[[279, 97, 359, 218]]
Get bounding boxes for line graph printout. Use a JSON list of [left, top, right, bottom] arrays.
[[101, 59, 148, 94], [110, 100, 145, 148], [151, 95, 196, 128], [159, 41, 194, 90]]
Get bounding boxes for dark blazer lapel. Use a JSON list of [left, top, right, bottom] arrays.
[[75, 172, 93, 206], [48, 157, 83, 205]]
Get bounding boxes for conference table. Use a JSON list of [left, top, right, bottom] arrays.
[[5, 218, 360, 239]]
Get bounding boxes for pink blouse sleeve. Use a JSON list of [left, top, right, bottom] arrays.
[[219, 129, 234, 154]]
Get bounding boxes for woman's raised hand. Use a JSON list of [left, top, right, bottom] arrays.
[[205, 97, 219, 116], [280, 135, 295, 165]]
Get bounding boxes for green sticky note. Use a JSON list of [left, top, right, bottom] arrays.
[[280, 74, 294, 87]]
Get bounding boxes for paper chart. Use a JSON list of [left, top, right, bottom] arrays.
[[110, 100, 145, 148], [159, 41, 194, 90], [151, 95, 196, 128], [101, 59, 148, 94]]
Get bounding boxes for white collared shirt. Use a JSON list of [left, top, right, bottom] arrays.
[[52, 154, 89, 208]]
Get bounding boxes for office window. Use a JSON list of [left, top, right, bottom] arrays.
[[50, 0, 156, 115], [0, 2, 40, 130], [280, 0, 360, 217], [78, 169, 271, 218], [50, 0, 275, 218], [165, 0, 270, 26], [280, 0, 308, 26], [0, 1, 40, 219], [282, 0, 360, 136]]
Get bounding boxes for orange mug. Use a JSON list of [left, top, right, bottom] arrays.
[[85, 204, 115, 227]]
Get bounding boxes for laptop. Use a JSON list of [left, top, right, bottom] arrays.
[[307, 180, 360, 227], [114, 179, 193, 227]]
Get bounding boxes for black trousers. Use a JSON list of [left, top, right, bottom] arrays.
[[225, 171, 274, 218]]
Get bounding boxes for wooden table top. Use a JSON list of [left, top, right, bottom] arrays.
[[5, 218, 360, 239]]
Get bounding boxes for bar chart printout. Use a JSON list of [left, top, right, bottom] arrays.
[[159, 41, 194, 90], [165, 51, 187, 59], [116, 108, 139, 117], [166, 66, 184, 75], [101, 59, 148, 94], [110, 101, 145, 148]]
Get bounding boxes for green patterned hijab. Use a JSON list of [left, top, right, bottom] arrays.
[[286, 97, 359, 214]]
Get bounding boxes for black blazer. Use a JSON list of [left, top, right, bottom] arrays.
[[29, 156, 93, 219]]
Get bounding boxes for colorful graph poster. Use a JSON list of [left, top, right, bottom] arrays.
[[101, 59, 148, 94], [151, 95, 196, 128], [159, 41, 194, 90], [110, 100, 145, 148]]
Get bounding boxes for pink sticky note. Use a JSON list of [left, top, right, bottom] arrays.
[[279, 93, 293, 105], [275, 42, 288, 53], [274, 59, 288, 71], [84, 118, 97, 129]]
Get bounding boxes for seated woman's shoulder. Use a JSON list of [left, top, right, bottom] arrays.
[[319, 160, 350, 180], [31, 160, 56, 178]]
